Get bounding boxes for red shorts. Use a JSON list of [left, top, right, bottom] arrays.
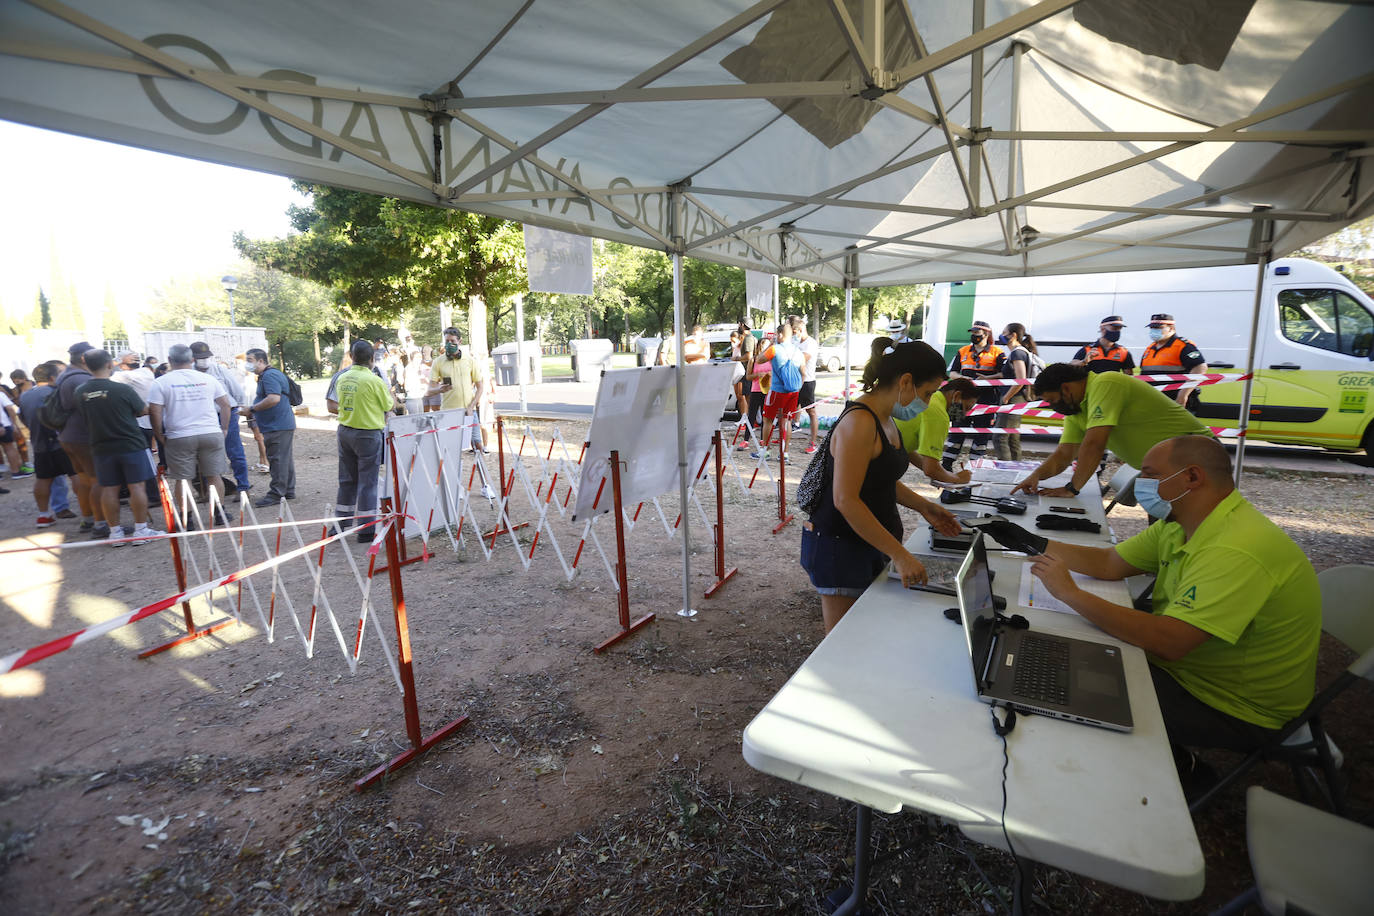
[[762, 389, 800, 420]]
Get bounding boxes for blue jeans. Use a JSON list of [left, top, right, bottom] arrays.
[[336, 426, 383, 525], [50, 473, 70, 513], [224, 408, 251, 491]]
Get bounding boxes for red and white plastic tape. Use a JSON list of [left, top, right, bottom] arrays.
[[0, 518, 386, 675]]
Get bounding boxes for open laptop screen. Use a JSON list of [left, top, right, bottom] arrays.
[[955, 532, 999, 691]]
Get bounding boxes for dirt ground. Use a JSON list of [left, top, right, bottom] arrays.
[[0, 420, 1370, 915]]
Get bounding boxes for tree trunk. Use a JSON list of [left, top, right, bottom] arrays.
[[312, 331, 321, 374], [811, 296, 821, 338], [468, 293, 488, 357]]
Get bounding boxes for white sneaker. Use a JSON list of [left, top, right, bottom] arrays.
[[481, 484, 498, 500], [129, 524, 160, 546]]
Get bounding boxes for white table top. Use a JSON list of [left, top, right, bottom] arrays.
[[743, 473, 1205, 900]]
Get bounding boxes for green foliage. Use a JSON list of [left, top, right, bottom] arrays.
[[233, 263, 340, 350], [145, 274, 230, 330], [234, 183, 526, 331], [278, 338, 322, 377], [37, 287, 51, 330]]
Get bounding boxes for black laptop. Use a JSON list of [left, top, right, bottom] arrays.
[[954, 532, 1133, 731]]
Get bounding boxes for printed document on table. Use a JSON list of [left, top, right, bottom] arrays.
[[1017, 565, 1121, 615]]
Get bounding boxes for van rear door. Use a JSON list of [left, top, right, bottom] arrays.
[[1251, 284, 1374, 448]]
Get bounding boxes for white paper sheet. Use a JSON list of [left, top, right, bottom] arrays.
[[1016, 565, 1121, 616]]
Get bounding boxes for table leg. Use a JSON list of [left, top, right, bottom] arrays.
[[824, 804, 873, 916]]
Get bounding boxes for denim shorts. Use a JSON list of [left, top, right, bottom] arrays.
[[800, 525, 888, 597]]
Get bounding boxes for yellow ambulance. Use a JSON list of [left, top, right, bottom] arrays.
[[925, 258, 1374, 456]]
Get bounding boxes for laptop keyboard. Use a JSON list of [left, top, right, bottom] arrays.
[[1013, 636, 1070, 706]]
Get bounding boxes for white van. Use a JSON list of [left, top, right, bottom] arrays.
[[816, 332, 880, 372], [924, 258, 1374, 454]]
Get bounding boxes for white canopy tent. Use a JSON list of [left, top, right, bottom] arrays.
[[4, 0, 1371, 613]]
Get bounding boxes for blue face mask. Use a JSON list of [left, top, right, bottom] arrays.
[[997, 334, 1010, 345], [891, 382, 930, 421], [1148, 328, 1166, 341], [1134, 467, 1190, 520]]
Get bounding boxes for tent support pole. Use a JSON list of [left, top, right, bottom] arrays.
[[1235, 211, 1273, 486], [670, 188, 695, 618], [844, 247, 857, 395], [514, 293, 528, 412]]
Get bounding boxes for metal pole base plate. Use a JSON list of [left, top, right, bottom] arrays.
[[677, 607, 699, 618], [353, 714, 470, 791]]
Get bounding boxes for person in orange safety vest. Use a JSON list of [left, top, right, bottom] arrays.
[[1141, 312, 1208, 408], [1073, 315, 1136, 374], [944, 320, 1005, 468]]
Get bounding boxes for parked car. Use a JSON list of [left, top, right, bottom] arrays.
[[816, 332, 880, 372]]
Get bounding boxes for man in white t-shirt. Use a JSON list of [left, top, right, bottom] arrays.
[[112, 350, 161, 506], [789, 315, 821, 454], [146, 344, 232, 514]]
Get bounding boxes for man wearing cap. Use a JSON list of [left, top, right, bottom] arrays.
[[886, 317, 913, 344], [947, 320, 1005, 467], [1073, 316, 1136, 374], [1011, 362, 1212, 498], [54, 341, 108, 535], [191, 341, 251, 496], [1141, 313, 1209, 408]]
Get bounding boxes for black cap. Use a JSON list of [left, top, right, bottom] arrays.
[[190, 341, 213, 359], [68, 340, 93, 357], [1099, 315, 1126, 327], [1148, 313, 1175, 326]]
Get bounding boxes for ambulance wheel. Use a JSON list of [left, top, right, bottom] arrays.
[[1353, 424, 1374, 467]]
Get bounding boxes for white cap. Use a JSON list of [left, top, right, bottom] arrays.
[[886, 318, 908, 335]]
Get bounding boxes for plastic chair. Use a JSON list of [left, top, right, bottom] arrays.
[[1190, 565, 1374, 815], [1103, 463, 1138, 515], [1210, 786, 1374, 916]]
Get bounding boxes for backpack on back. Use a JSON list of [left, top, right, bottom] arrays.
[[771, 344, 803, 392], [268, 366, 304, 407], [38, 372, 87, 431]]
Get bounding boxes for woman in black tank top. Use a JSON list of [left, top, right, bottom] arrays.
[[801, 338, 965, 632]]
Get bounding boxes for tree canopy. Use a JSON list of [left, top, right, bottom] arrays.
[[234, 183, 526, 329]]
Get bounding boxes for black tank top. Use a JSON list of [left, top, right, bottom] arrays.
[[809, 400, 909, 544]]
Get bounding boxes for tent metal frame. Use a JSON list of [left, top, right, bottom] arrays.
[[6, 0, 1373, 623]]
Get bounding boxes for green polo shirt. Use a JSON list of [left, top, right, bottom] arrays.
[[1115, 490, 1320, 729], [335, 367, 392, 430], [1061, 370, 1211, 468], [895, 390, 950, 459]]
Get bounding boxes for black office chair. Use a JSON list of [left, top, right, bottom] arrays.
[[1189, 565, 1374, 816]]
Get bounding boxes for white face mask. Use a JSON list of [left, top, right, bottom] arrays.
[[194, 358, 211, 370]]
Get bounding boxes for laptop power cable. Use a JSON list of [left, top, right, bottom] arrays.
[[990, 704, 1025, 916]]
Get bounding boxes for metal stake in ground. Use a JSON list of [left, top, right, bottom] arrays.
[[354, 504, 470, 791], [704, 430, 738, 598], [593, 449, 656, 653]]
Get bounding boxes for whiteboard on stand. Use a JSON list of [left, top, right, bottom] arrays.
[[572, 364, 735, 521]]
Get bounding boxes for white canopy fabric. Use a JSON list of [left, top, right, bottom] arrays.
[[3, 0, 1372, 287]]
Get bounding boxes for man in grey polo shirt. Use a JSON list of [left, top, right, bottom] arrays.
[[147, 344, 232, 523]]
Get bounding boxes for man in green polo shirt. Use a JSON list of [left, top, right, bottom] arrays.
[[327, 340, 394, 544], [894, 377, 977, 486], [1011, 362, 1212, 499], [981, 435, 1320, 790]]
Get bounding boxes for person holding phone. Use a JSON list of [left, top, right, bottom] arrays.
[[427, 327, 486, 438]]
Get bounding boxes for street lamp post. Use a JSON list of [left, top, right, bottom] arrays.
[[221, 275, 238, 326]]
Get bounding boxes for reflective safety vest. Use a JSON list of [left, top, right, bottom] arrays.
[[956, 343, 1004, 375], [1080, 342, 1133, 373], [1141, 336, 1204, 374]]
